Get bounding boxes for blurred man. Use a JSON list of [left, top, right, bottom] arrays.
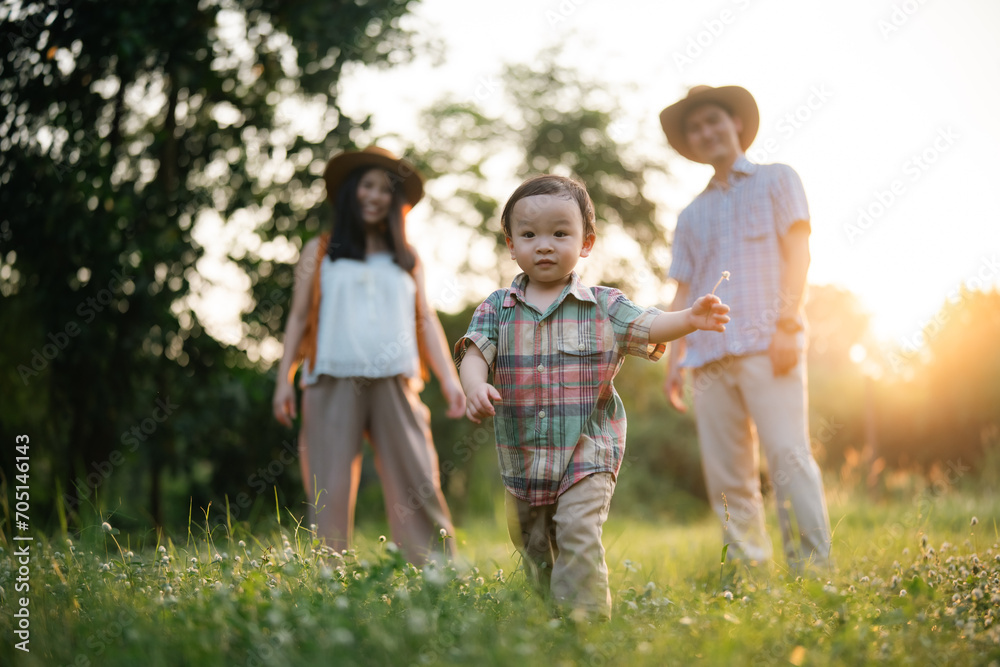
[[659, 86, 831, 570]]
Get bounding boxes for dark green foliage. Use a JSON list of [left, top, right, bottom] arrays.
[[0, 0, 421, 531]]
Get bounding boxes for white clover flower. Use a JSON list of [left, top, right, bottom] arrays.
[[972, 588, 984, 601], [158, 545, 167, 554], [212, 553, 223, 563], [407, 609, 430, 634], [238, 540, 246, 549], [331, 628, 354, 646], [101, 522, 113, 533], [423, 563, 448, 586], [971, 517, 979, 526], [378, 535, 387, 544], [722, 591, 733, 601], [899, 589, 907, 597]]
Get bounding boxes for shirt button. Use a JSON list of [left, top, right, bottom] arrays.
[[538, 410, 546, 418], [577, 343, 585, 351], [537, 364, 544, 372]]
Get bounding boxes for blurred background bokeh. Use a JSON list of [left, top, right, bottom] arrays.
[[1, 0, 997, 540]]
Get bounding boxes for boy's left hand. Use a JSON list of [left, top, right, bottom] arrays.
[[688, 294, 730, 332]]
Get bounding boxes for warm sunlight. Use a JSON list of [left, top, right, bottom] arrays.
[[336, 0, 1000, 352]]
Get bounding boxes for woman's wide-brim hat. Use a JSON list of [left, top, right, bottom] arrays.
[[659, 85, 759, 164], [323, 146, 425, 207]]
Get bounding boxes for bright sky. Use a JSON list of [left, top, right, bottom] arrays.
[[334, 0, 1000, 348]]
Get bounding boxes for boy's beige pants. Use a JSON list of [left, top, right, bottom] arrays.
[[692, 353, 832, 569], [299, 375, 456, 565], [505, 472, 615, 618]]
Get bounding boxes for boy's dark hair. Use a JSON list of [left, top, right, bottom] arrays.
[[500, 174, 596, 238]]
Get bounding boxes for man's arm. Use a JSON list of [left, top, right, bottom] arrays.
[[771, 220, 811, 375]]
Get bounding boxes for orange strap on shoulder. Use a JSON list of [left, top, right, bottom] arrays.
[[288, 233, 328, 385]]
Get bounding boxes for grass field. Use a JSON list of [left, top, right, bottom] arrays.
[[2, 483, 999, 666]]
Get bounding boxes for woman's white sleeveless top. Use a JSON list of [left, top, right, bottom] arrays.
[[303, 253, 420, 384]]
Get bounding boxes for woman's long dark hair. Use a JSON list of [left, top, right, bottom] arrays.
[[326, 166, 417, 273]]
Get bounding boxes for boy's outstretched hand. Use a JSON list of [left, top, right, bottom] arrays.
[[465, 383, 502, 423], [688, 294, 730, 332]]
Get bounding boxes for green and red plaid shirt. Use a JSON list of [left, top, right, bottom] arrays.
[[454, 272, 665, 506]]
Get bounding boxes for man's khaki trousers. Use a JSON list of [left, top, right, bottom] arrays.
[[692, 353, 831, 569]]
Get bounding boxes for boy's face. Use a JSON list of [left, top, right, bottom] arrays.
[[505, 194, 596, 289], [683, 103, 744, 165]]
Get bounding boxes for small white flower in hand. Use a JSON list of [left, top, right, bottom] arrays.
[[711, 270, 731, 296]]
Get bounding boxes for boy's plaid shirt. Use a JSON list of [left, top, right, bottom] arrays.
[[455, 272, 665, 506]]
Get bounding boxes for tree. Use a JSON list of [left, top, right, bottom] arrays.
[[408, 47, 671, 299], [0, 0, 423, 531]]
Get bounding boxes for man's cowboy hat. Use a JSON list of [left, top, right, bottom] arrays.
[[659, 85, 760, 164], [323, 146, 425, 207]]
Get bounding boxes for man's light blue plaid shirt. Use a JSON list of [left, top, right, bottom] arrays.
[[669, 155, 810, 369]]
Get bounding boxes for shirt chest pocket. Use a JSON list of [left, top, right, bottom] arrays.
[[556, 319, 600, 357], [740, 197, 774, 241], [555, 323, 604, 404]]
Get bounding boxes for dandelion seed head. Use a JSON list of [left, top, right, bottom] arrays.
[[971, 516, 979, 526], [439, 528, 448, 538]]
